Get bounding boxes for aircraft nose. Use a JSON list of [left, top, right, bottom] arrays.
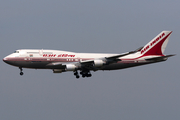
[[3, 56, 16, 66], [3, 57, 12, 65], [3, 57, 8, 63]]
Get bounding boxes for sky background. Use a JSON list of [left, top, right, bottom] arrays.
[[0, 0, 180, 120]]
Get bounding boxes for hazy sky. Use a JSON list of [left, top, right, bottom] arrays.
[[0, 0, 180, 120]]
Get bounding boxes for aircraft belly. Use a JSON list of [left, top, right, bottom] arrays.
[[101, 62, 152, 70], [8, 61, 49, 69]]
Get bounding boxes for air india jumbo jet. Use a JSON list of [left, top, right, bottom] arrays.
[[3, 31, 175, 78]]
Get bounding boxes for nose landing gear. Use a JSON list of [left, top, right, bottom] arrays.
[[19, 67, 24, 76]]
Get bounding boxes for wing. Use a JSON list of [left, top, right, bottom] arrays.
[[80, 50, 138, 70]]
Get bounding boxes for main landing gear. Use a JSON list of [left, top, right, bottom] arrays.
[[74, 71, 80, 78], [74, 70, 92, 79], [80, 70, 92, 78], [19, 67, 24, 76]]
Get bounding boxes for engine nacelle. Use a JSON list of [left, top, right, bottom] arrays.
[[65, 64, 77, 71], [93, 59, 104, 67], [53, 69, 63, 73]]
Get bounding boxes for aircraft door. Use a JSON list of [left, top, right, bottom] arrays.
[[39, 49, 43, 56]]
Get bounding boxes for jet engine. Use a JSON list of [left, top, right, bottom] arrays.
[[65, 64, 77, 71], [93, 59, 104, 67], [53, 69, 63, 73]]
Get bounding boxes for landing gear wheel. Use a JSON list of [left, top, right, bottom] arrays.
[[74, 72, 78, 76], [76, 75, 80, 79], [81, 70, 92, 78], [19, 67, 24, 76], [20, 72, 24, 76], [74, 71, 80, 79], [87, 74, 92, 77]]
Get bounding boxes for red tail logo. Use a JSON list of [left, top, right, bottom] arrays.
[[141, 31, 172, 56]]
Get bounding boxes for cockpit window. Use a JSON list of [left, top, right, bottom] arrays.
[[14, 51, 19, 53]]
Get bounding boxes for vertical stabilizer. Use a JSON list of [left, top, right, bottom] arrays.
[[140, 31, 172, 56]]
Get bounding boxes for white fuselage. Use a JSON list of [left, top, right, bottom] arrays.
[[3, 49, 160, 70]]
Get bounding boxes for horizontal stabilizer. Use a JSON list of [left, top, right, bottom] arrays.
[[145, 54, 175, 61]]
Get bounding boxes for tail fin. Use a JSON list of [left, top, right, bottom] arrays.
[[140, 31, 172, 56]]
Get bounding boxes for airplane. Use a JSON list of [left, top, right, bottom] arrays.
[[3, 31, 175, 78]]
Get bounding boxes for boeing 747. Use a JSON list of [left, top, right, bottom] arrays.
[[3, 31, 175, 78]]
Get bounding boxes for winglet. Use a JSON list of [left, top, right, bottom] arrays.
[[140, 31, 172, 56]]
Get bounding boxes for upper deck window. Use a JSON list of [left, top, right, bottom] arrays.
[[27, 52, 39, 54], [43, 52, 53, 54]]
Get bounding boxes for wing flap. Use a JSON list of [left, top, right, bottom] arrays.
[[46, 62, 66, 69]]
